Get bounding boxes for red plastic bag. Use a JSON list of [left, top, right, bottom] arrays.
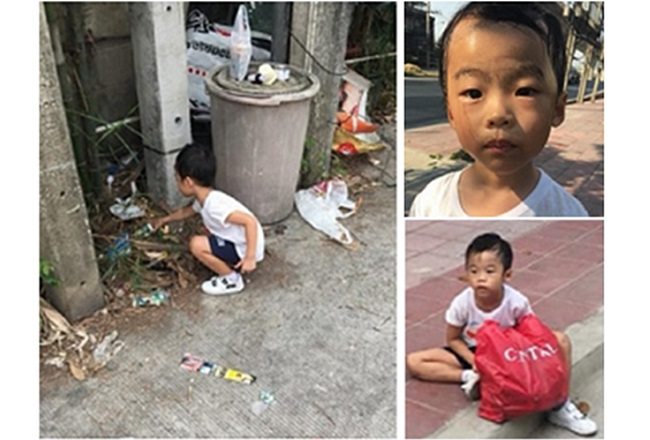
[[475, 314, 569, 423]]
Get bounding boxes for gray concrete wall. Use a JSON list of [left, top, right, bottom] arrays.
[[291, 2, 354, 187], [40, 3, 104, 322], [130, 2, 192, 210], [81, 3, 136, 122], [58, 3, 138, 127]]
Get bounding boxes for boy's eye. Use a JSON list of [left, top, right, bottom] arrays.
[[460, 89, 482, 99], [515, 87, 538, 97]]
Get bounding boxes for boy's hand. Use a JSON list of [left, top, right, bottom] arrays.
[[150, 217, 167, 231], [235, 256, 257, 274]]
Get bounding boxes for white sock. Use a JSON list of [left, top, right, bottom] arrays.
[[224, 271, 241, 283], [460, 369, 474, 382]]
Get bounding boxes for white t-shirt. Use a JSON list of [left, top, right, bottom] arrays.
[[192, 190, 265, 261], [409, 168, 588, 218], [445, 284, 533, 347]]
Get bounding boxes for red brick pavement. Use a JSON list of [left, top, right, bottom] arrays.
[[404, 220, 603, 438]]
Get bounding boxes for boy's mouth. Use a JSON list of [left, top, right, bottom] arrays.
[[483, 139, 515, 154]]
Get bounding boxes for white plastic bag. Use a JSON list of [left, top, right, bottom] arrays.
[[185, 9, 270, 118], [229, 5, 252, 81], [294, 179, 358, 247]]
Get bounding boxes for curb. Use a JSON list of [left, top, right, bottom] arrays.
[[430, 308, 604, 439]]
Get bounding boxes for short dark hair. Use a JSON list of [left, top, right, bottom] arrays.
[[465, 233, 513, 271], [174, 143, 215, 188], [438, 2, 567, 103]]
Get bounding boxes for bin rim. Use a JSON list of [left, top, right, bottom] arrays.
[[205, 63, 321, 107]]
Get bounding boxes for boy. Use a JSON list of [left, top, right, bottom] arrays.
[[406, 233, 597, 436], [151, 143, 264, 295], [410, 3, 588, 217]]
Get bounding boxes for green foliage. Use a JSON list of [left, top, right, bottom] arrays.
[[330, 154, 348, 178], [40, 259, 59, 287], [450, 149, 474, 162], [347, 3, 397, 118], [300, 136, 331, 185], [428, 150, 473, 168]]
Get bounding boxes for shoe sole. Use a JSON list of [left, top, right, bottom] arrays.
[[201, 283, 245, 296], [201, 288, 244, 296]]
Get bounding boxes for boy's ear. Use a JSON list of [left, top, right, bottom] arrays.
[[504, 268, 513, 280], [551, 92, 567, 127]]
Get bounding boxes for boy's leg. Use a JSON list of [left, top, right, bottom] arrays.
[[406, 348, 466, 382], [189, 235, 233, 276], [189, 235, 245, 295], [547, 330, 597, 435], [553, 330, 572, 387]]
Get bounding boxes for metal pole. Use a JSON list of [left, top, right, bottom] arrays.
[[425, 3, 431, 69], [271, 2, 290, 63]]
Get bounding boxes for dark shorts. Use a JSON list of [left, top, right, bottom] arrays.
[[208, 235, 241, 267], [443, 346, 477, 370]]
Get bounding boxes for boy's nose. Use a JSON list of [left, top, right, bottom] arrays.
[[485, 96, 513, 129]]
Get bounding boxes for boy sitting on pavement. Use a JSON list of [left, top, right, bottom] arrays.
[[410, 2, 588, 217], [406, 233, 597, 436], [151, 143, 264, 295]]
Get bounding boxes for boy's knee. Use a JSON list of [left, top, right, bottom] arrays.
[[188, 235, 204, 256], [406, 353, 421, 376], [554, 331, 571, 349]]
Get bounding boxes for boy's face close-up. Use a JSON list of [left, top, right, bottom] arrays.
[[445, 17, 566, 177], [465, 250, 511, 301]]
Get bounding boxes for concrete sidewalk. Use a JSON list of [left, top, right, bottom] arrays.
[[40, 160, 397, 437], [404, 99, 604, 216], [405, 220, 604, 438]]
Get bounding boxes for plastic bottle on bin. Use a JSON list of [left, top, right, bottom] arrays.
[[229, 5, 252, 81]]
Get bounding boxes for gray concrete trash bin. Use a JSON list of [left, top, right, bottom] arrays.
[[205, 63, 320, 224]]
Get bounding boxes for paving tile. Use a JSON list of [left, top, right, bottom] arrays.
[[406, 233, 447, 255], [551, 265, 603, 306], [407, 251, 461, 284], [406, 293, 447, 326], [533, 222, 596, 241], [406, 248, 422, 259], [510, 248, 545, 270], [415, 221, 477, 240], [509, 269, 573, 297], [406, 380, 470, 415], [530, 295, 599, 330], [552, 242, 603, 263], [406, 314, 446, 352], [423, 239, 468, 261], [526, 255, 597, 281], [511, 234, 568, 254], [580, 227, 604, 246], [405, 400, 448, 439], [409, 276, 467, 306], [406, 220, 431, 233], [548, 220, 602, 231]]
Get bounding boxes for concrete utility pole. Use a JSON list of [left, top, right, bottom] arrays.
[[577, 45, 593, 103], [129, 2, 192, 210], [290, 2, 354, 187], [591, 50, 604, 103], [40, 3, 104, 321]]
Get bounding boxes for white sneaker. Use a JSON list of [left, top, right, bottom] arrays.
[[201, 275, 244, 296], [547, 400, 598, 436], [460, 370, 480, 400]]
